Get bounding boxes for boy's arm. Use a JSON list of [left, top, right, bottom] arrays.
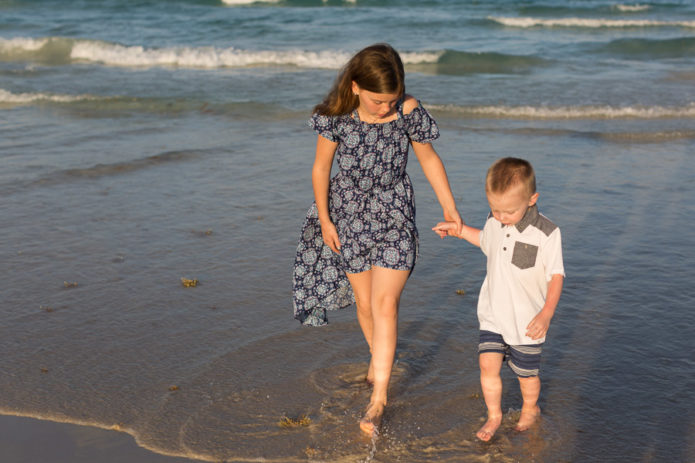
[[525, 273, 564, 340], [433, 222, 481, 247]]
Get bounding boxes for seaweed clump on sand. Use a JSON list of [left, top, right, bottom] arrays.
[[278, 414, 311, 428], [180, 277, 199, 287]]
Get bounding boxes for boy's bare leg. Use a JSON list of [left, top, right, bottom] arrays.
[[477, 352, 504, 441], [515, 376, 541, 431]]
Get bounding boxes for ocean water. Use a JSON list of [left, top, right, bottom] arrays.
[[1, 0, 694, 461]]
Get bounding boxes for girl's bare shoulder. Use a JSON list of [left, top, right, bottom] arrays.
[[402, 94, 419, 115]]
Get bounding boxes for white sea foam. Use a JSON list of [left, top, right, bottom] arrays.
[[489, 16, 695, 28], [0, 37, 50, 51], [69, 40, 357, 69], [427, 103, 695, 119], [0, 88, 95, 104], [400, 51, 443, 64], [70, 42, 443, 69], [614, 4, 650, 12]]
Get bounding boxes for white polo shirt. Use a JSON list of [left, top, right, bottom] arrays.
[[477, 205, 565, 345]]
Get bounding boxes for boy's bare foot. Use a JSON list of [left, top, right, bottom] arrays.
[[476, 414, 502, 442], [359, 401, 384, 436], [514, 405, 540, 432]]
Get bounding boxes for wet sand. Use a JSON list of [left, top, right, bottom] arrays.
[[0, 415, 195, 463]]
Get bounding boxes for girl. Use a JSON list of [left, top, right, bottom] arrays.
[[293, 43, 462, 435]]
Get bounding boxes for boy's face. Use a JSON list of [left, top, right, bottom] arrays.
[[487, 183, 539, 227]]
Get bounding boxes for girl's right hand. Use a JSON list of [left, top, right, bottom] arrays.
[[320, 220, 342, 254], [443, 207, 464, 236]]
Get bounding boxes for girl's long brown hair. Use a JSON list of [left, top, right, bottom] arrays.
[[314, 43, 405, 116]]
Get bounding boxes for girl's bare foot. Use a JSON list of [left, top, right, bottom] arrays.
[[359, 401, 384, 436], [476, 414, 502, 442], [514, 405, 540, 432]]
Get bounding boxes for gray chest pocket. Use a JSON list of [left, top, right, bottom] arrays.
[[511, 241, 538, 270]]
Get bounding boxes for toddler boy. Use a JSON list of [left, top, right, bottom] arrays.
[[433, 157, 564, 441]]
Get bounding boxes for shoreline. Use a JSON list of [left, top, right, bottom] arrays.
[[0, 414, 197, 463]]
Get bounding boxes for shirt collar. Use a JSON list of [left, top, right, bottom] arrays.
[[514, 204, 539, 233]]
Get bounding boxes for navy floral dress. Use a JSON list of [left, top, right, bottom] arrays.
[[293, 100, 440, 326]]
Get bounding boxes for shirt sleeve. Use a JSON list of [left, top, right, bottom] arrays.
[[308, 113, 338, 142], [404, 102, 440, 143], [479, 214, 494, 257], [542, 227, 565, 281]]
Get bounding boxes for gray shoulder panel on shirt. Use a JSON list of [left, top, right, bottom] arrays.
[[533, 213, 558, 236]]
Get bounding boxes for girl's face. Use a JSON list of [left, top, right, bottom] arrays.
[[352, 82, 400, 121]]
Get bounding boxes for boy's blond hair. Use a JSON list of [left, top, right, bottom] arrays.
[[486, 157, 536, 198]]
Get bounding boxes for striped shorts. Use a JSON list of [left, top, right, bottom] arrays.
[[478, 330, 544, 378]]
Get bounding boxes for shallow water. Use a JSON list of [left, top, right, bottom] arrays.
[[2, 0, 695, 461]]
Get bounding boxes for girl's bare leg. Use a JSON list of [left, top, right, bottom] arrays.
[[477, 352, 504, 441], [358, 266, 409, 435], [515, 376, 541, 431], [346, 270, 375, 384]]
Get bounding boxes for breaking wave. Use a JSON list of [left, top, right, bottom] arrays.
[[0, 88, 98, 104], [428, 103, 695, 119], [0, 37, 440, 70], [489, 16, 695, 28]]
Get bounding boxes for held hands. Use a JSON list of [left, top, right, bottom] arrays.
[[320, 220, 341, 254], [434, 208, 464, 238], [432, 221, 460, 239], [433, 210, 481, 247]]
